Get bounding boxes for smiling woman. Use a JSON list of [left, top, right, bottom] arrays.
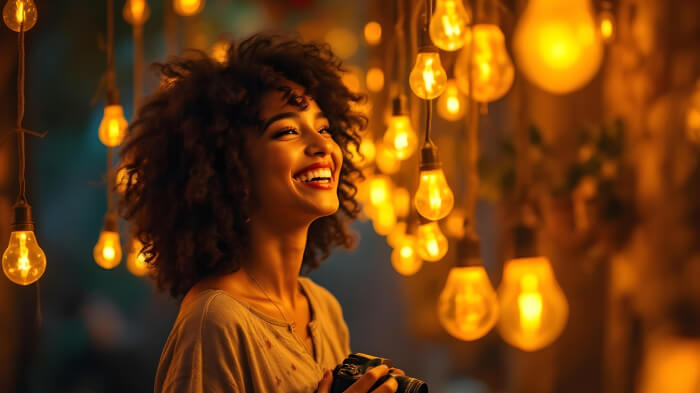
[[116, 33, 400, 393]]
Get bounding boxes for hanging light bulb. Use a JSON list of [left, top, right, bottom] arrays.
[[98, 93, 128, 147], [173, 0, 205, 16], [2, 0, 37, 32], [597, 1, 615, 43], [393, 187, 411, 219], [438, 236, 499, 341], [126, 238, 149, 276], [409, 49, 448, 100], [513, 0, 603, 94], [373, 203, 397, 236], [687, 80, 700, 143], [94, 213, 122, 269], [497, 256, 569, 351], [368, 174, 393, 207], [122, 0, 150, 25], [429, 0, 471, 51], [375, 142, 401, 175], [416, 219, 448, 262], [2, 201, 46, 286], [455, 24, 514, 103], [383, 96, 418, 160], [391, 234, 423, 276], [366, 67, 385, 93], [364, 21, 382, 45], [415, 140, 454, 220], [437, 79, 467, 121]]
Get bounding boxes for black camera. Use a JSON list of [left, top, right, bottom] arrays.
[[330, 353, 428, 393]]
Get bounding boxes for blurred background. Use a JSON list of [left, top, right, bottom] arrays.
[[1, 0, 699, 392]]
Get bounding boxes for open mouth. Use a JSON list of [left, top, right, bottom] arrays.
[[293, 167, 333, 188]]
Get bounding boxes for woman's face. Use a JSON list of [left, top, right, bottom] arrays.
[[247, 84, 343, 225]]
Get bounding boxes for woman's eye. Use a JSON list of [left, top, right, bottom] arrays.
[[274, 128, 298, 138], [319, 127, 332, 134]]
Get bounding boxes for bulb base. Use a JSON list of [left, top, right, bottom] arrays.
[[11, 200, 34, 231], [106, 88, 121, 106], [456, 234, 482, 266], [419, 141, 441, 170], [391, 95, 407, 116], [513, 224, 536, 258], [103, 212, 119, 232]]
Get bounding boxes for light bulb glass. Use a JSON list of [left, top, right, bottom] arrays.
[[438, 266, 499, 340], [211, 40, 230, 63], [444, 207, 466, 238], [429, 0, 471, 51], [383, 115, 417, 160], [687, 80, 700, 143], [366, 67, 385, 92], [393, 187, 411, 219], [364, 21, 382, 45], [455, 24, 514, 103], [598, 10, 615, 43], [123, 0, 150, 25], [126, 238, 148, 276], [391, 234, 422, 276], [94, 230, 122, 269], [387, 221, 407, 248], [416, 221, 448, 262], [497, 256, 569, 351], [415, 168, 454, 220], [368, 175, 393, 207], [409, 51, 448, 100], [2, 231, 46, 285], [437, 79, 467, 121], [173, 0, 205, 16], [372, 203, 396, 236], [98, 105, 128, 147], [2, 0, 37, 32], [375, 143, 401, 175], [513, 0, 603, 94]]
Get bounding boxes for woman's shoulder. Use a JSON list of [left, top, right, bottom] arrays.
[[175, 289, 251, 335]]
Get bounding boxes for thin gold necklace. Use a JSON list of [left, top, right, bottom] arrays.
[[244, 269, 314, 357]]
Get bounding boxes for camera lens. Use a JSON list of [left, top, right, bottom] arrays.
[[396, 376, 428, 393]]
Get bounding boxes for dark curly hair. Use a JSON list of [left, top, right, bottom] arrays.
[[118, 33, 367, 299]]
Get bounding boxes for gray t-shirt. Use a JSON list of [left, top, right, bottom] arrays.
[[154, 277, 351, 393]]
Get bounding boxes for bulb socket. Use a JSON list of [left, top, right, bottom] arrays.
[[11, 200, 34, 231], [391, 95, 407, 116], [513, 224, 536, 258], [106, 88, 121, 106], [103, 212, 119, 232], [456, 235, 482, 267], [419, 140, 441, 171]]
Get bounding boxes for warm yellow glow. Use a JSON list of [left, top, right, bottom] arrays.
[[638, 337, 700, 393], [123, 0, 150, 25], [342, 70, 362, 93], [437, 80, 466, 121], [409, 52, 447, 99], [391, 235, 423, 276], [497, 257, 569, 351], [126, 238, 149, 276], [414, 168, 454, 220], [94, 231, 122, 269], [2, 0, 37, 32], [98, 105, 128, 147], [375, 143, 400, 175], [429, 0, 471, 51], [325, 28, 358, 59], [686, 80, 700, 143], [416, 221, 448, 262], [364, 21, 382, 45], [393, 187, 411, 219], [173, 0, 204, 16], [444, 207, 465, 238], [598, 11, 615, 42], [455, 24, 514, 103], [210, 40, 230, 63], [2, 231, 46, 286], [386, 221, 406, 248], [383, 115, 417, 160], [366, 67, 385, 92], [513, 0, 603, 94], [438, 266, 499, 341], [348, 136, 375, 167], [368, 175, 392, 207], [372, 203, 396, 236]]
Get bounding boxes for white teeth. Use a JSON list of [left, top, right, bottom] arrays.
[[294, 167, 332, 183]]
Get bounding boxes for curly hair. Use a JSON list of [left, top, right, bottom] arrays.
[[118, 33, 367, 299]]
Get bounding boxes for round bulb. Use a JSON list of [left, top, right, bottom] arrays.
[[391, 234, 422, 276], [94, 230, 122, 269], [173, 0, 205, 16], [437, 79, 467, 121], [2, 0, 37, 32], [2, 231, 46, 285], [513, 0, 603, 94], [416, 221, 448, 262], [372, 203, 396, 236], [429, 0, 471, 51], [98, 105, 128, 147], [497, 257, 569, 351], [366, 67, 385, 92], [438, 266, 499, 341], [123, 0, 150, 25], [383, 115, 417, 160], [375, 143, 401, 175], [409, 51, 448, 99], [126, 238, 148, 276], [393, 187, 411, 219], [415, 168, 454, 220], [455, 24, 515, 103], [364, 21, 382, 45]]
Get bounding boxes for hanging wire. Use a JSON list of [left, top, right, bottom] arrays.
[[423, 0, 433, 144], [105, 0, 116, 215], [395, 0, 407, 96], [17, 22, 28, 204]]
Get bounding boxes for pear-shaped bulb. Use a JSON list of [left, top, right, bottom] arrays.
[[126, 238, 148, 276], [2, 231, 46, 285], [414, 168, 454, 220], [416, 221, 448, 262], [437, 79, 467, 121], [2, 0, 37, 32], [123, 0, 150, 25], [94, 230, 122, 269], [438, 265, 499, 340], [409, 51, 447, 100], [391, 234, 423, 276], [173, 0, 205, 16], [383, 115, 417, 160], [98, 105, 128, 147], [429, 0, 471, 51]]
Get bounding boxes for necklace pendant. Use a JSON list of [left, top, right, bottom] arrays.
[[289, 322, 296, 332]]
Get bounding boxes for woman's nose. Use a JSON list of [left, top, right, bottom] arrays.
[[304, 129, 333, 157]]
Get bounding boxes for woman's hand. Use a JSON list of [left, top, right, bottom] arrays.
[[316, 364, 399, 393]]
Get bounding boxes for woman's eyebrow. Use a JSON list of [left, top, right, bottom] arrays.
[[261, 111, 328, 132]]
